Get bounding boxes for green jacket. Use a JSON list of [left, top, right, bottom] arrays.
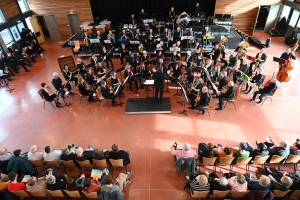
[[6, 156, 33, 174]]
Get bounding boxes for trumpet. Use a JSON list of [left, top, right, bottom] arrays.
[[138, 44, 144, 52]]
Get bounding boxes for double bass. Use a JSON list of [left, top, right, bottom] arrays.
[[276, 40, 298, 82]]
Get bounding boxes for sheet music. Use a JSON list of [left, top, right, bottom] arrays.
[[144, 80, 154, 85]]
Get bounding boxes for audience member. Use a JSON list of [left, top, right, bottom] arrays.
[[0, 173, 9, 191], [75, 145, 95, 163], [198, 143, 217, 162], [264, 139, 290, 157], [109, 144, 131, 166], [188, 175, 210, 192], [264, 166, 293, 191], [6, 149, 33, 175], [66, 177, 80, 191], [100, 172, 132, 196], [217, 147, 233, 160], [60, 148, 76, 161], [7, 171, 27, 192], [171, 142, 197, 160], [0, 148, 13, 161], [246, 174, 271, 191], [233, 142, 250, 163], [43, 146, 62, 164], [207, 171, 231, 193], [28, 145, 43, 161], [228, 173, 247, 191], [249, 142, 269, 158], [290, 139, 300, 155], [46, 169, 66, 191], [75, 174, 86, 188], [93, 149, 107, 160], [26, 175, 49, 195]]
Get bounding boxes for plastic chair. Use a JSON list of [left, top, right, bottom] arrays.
[[27, 190, 50, 197], [197, 97, 211, 116], [96, 86, 110, 107], [61, 160, 79, 173], [234, 157, 253, 173], [287, 190, 300, 197], [63, 190, 81, 198], [251, 156, 270, 173], [229, 190, 250, 199], [267, 155, 287, 171], [210, 190, 230, 198], [189, 190, 209, 200], [93, 159, 108, 169], [216, 157, 235, 172], [38, 89, 56, 108], [9, 190, 33, 198], [260, 87, 277, 106], [285, 154, 300, 173], [109, 159, 127, 176], [223, 88, 240, 110], [82, 191, 98, 199], [273, 189, 291, 198], [46, 189, 66, 198]]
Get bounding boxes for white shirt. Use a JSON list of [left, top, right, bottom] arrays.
[[0, 153, 13, 161], [43, 150, 62, 162], [28, 151, 43, 160]]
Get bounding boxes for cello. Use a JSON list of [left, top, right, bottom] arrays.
[[276, 40, 298, 82]]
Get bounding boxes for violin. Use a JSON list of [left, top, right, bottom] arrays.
[[276, 39, 298, 82]]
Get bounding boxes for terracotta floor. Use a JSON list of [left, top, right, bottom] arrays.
[[0, 32, 300, 200]]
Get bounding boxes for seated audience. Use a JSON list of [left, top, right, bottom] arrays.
[[7, 171, 27, 192], [75, 174, 86, 188], [228, 173, 247, 191], [60, 148, 76, 161], [198, 143, 217, 162], [26, 175, 49, 195], [171, 142, 197, 160], [66, 177, 81, 191], [100, 172, 132, 196], [109, 144, 131, 166], [0, 148, 13, 161], [290, 139, 300, 155], [188, 174, 210, 192], [43, 146, 62, 164], [233, 142, 250, 163], [264, 166, 293, 191], [264, 139, 290, 157], [246, 174, 271, 191], [217, 147, 233, 160], [208, 172, 231, 193], [28, 145, 43, 161], [46, 170, 67, 191], [93, 149, 107, 160], [75, 145, 95, 163], [249, 142, 269, 158], [6, 149, 33, 175]]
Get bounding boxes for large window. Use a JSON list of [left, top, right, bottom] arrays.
[[0, 9, 5, 24], [0, 29, 14, 47], [17, 0, 30, 13], [289, 10, 300, 27], [17, 22, 25, 32], [280, 5, 291, 20], [10, 26, 21, 41]]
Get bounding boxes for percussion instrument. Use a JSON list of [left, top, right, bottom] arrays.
[[83, 26, 94, 35], [95, 25, 106, 34], [82, 22, 91, 25], [129, 24, 137, 29], [125, 29, 133, 39], [123, 24, 129, 29], [80, 24, 88, 31], [144, 24, 150, 30], [100, 21, 111, 31], [176, 12, 191, 26]]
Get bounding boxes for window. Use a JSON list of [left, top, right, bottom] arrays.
[[0, 9, 5, 24], [25, 17, 34, 33], [289, 10, 300, 27], [280, 5, 291, 20], [17, 22, 25, 32], [17, 0, 30, 13], [10, 26, 21, 41], [0, 29, 14, 47]]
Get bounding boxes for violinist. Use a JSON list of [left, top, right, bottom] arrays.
[[95, 62, 106, 77], [138, 62, 149, 89], [147, 29, 154, 50], [63, 64, 78, 86], [76, 58, 86, 77], [129, 14, 137, 26], [86, 68, 97, 86], [101, 46, 114, 69], [110, 71, 124, 97], [128, 53, 139, 74], [216, 81, 235, 110], [100, 80, 117, 106], [188, 77, 204, 110], [194, 86, 210, 115], [173, 27, 181, 42], [249, 48, 267, 76], [124, 64, 138, 91], [249, 77, 277, 105], [78, 78, 94, 102], [243, 67, 264, 94], [119, 43, 128, 66]]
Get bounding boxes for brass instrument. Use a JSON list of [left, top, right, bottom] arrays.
[[138, 44, 144, 53], [219, 36, 228, 51], [107, 33, 115, 43], [236, 41, 249, 59]]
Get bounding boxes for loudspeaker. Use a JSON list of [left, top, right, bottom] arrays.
[[35, 31, 41, 37]]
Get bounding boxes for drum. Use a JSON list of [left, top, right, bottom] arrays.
[[82, 22, 91, 25], [129, 24, 133, 29], [80, 24, 88, 31], [125, 29, 133, 39], [144, 24, 150, 30], [100, 21, 111, 31], [95, 25, 106, 34], [123, 24, 129, 29], [83, 26, 93, 35]]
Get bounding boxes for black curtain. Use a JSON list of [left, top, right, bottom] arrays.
[[90, 0, 216, 25]]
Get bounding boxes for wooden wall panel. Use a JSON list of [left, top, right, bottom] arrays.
[[215, 0, 282, 35], [27, 0, 93, 39], [0, 0, 21, 20]]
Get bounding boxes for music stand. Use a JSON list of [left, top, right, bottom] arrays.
[[118, 39, 127, 43], [129, 40, 140, 53], [181, 36, 193, 50], [113, 84, 124, 107], [142, 79, 154, 97], [175, 79, 189, 116], [203, 35, 212, 47], [90, 39, 100, 53], [169, 47, 180, 52]]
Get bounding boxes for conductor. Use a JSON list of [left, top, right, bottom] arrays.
[[152, 67, 168, 103]]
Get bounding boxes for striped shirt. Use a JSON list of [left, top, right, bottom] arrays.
[[190, 179, 210, 192]]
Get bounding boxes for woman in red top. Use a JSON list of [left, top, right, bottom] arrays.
[[7, 171, 27, 192]]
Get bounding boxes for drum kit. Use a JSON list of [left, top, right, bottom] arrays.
[[79, 20, 112, 35], [122, 24, 138, 39]]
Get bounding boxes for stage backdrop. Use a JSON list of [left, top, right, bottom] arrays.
[[90, 0, 216, 25]]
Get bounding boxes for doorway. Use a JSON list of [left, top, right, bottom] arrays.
[[254, 5, 281, 33], [36, 16, 50, 39], [43, 15, 62, 41], [255, 6, 271, 31], [67, 14, 81, 35]]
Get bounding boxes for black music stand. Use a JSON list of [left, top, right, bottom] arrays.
[[142, 79, 154, 98], [56, 73, 76, 108], [0, 74, 14, 93], [176, 79, 189, 116], [90, 39, 100, 53], [114, 83, 124, 107], [173, 77, 182, 97]]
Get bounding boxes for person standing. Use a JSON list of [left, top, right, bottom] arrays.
[[152, 66, 168, 103]]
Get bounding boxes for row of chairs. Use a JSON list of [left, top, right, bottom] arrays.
[[197, 154, 300, 174], [10, 189, 99, 199], [189, 189, 300, 200], [29, 158, 127, 176]]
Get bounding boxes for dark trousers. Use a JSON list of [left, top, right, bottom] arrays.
[[82, 91, 93, 100], [103, 59, 114, 69], [128, 78, 138, 91], [249, 62, 264, 76], [194, 103, 206, 111], [218, 96, 231, 108], [28, 55, 36, 62], [155, 87, 164, 102], [252, 89, 269, 102], [104, 94, 116, 105], [120, 56, 127, 65]]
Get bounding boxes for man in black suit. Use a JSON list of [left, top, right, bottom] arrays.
[[7, 52, 30, 72], [139, 9, 146, 30], [233, 63, 249, 84], [216, 81, 235, 110], [152, 66, 168, 103], [194, 86, 210, 114], [51, 72, 72, 97], [193, 2, 201, 17], [41, 83, 57, 103], [128, 53, 139, 74], [100, 80, 117, 106], [14, 48, 33, 66], [211, 44, 221, 67], [108, 144, 130, 166], [249, 48, 267, 75], [249, 77, 277, 104], [26, 45, 36, 62]]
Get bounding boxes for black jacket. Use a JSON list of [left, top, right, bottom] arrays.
[[52, 77, 63, 90], [223, 86, 235, 99], [108, 150, 130, 166], [152, 71, 168, 88], [261, 81, 277, 94], [199, 92, 210, 106]]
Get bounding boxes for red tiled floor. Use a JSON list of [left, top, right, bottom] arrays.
[[1, 32, 300, 199]]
